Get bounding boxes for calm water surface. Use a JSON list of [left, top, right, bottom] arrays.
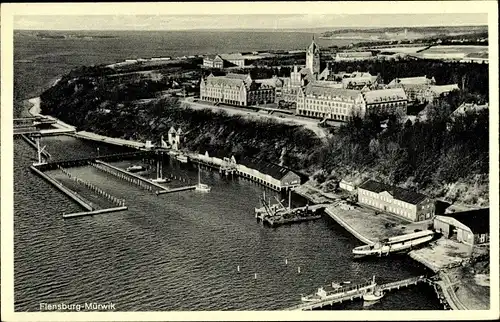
[[14, 136, 442, 311], [13, 30, 442, 311]]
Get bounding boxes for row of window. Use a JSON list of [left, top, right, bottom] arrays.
[[359, 189, 413, 209], [360, 197, 414, 219], [297, 104, 348, 114]]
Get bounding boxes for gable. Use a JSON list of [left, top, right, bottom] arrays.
[[379, 191, 393, 199]]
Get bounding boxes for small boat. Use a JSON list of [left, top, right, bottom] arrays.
[[176, 154, 188, 163], [363, 290, 384, 301], [195, 166, 211, 192], [126, 165, 144, 172]]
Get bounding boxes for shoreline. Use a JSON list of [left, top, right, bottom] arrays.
[[21, 67, 485, 311]]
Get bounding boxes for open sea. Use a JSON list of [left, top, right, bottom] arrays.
[[13, 30, 443, 311]]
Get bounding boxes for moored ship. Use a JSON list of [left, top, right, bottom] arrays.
[[301, 276, 377, 302], [353, 230, 435, 257]]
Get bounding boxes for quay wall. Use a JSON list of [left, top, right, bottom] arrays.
[[323, 207, 375, 245], [30, 165, 93, 211]]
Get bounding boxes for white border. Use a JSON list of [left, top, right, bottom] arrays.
[[1, 2, 498, 321]]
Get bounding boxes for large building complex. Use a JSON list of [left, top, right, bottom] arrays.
[[199, 73, 280, 106], [296, 84, 407, 120], [357, 179, 435, 222]]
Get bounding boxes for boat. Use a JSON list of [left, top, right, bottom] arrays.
[[126, 165, 144, 172], [176, 154, 188, 163], [353, 230, 435, 257], [195, 166, 211, 192], [363, 290, 385, 301], [301, 276, 377, 303]]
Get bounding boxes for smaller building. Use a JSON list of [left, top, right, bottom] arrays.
[[450, 102, 489, 118], [387, 76, 436, 103], [339, 179, 355, 192], [433, 208, 489, 246], [357, 179, 435, 222], [236, 157, 301, 190], [203, 55, 225, 69], [167, 127, 184, 150], [460, 52, 488, 64], [423, 84, 460, 103], [334, 51, 374, 61]]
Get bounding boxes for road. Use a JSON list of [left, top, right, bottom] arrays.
[[180, 97, 333, 139]]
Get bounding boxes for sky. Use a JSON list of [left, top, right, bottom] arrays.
[[14, 13, 488, 31]]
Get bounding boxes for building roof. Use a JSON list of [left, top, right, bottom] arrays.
[[362, 87, 407, 104], [204, 54, 222, 60], [439, 208, 489, 234], [307, 38, 320, 54], [237, 156, 298, 181], [389, 76, 434, 86], [305, 83, 361, 100], [465, 52, 488, 59], [452, 102, 489, 115], [358, 179, 429, 205], [255, 77, 282, 87], [205, 75, 247, 88], [220, 53, 246, 61], [336, 51, 373, 57], [428, 84, 460, 95]]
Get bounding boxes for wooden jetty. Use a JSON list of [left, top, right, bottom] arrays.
[[285, 275, 427, 311], [63, 206, 128, 219], [156, 185, 197, 195]]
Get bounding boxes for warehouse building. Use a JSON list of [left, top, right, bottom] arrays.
[[433, 208, 489, 246]]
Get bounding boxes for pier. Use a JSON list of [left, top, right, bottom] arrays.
[[156, 185, 197, 195], [33, 150, 155, 171], [91, 160, 167, 193], [63, 206, 128, 219], [286, 275, 427, 311]]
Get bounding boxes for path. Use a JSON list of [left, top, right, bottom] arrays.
[[180, 98, 330, 139]]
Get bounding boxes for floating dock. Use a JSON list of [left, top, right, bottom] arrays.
[[255, 193, 325, 227]]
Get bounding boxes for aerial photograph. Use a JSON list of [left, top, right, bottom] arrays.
[[5, 2, 494, 318]]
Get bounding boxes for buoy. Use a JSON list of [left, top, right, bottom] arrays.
[[237, 265, 240, 272], [285, 258, 288, 265], [298, 267, 301, 273], [254, 273, 257, 279]]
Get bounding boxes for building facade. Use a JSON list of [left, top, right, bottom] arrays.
[[361, 88, 408, 117], [200, 73, 278, 107], [433, 209, 489, 246], [296, 84, 364, 121], [296, 85, 408, 121], [203, 55, 224, 69], [357, 179, 435, 222], [387, 76, 436, 103]]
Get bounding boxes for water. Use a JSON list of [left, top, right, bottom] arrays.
[[14, 136, 442, 311], [13, 30, 442, 311]]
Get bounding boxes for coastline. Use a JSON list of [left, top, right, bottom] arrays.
[[21, 66, 486, 311]]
